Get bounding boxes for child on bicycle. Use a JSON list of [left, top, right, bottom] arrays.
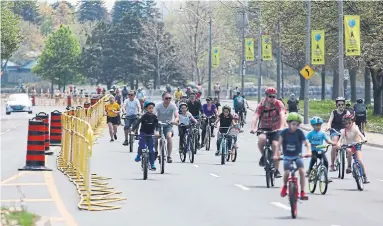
[[214, 105, 234, 156], [275, 112, 311, 199], [338, 114, 369, 183], [131, 101, 158, 170], [306, 117, 335, 181], [178, 103, 197, 153], [231, 113, 243, 148]]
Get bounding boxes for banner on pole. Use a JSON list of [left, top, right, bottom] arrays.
[[212, 47, 220, 68], [344, 15, 361, 56], [245, 38, 254, 61], [311, 30, 325, 65], [262, 35, 272, 61]]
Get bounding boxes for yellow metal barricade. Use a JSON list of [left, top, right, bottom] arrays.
[[57, 95, 125, 211]]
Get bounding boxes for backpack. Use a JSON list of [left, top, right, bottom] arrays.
[[354, 103, 366, 116], [236, 96, 244, 109], [288, 100, 298, 112]]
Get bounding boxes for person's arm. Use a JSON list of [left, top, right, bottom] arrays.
[[189, 113, 197, 124], [233, 97, 237, 109], [303, 139, 312, 157], [137, 100, 142, 114], [251, 106, 260, 131], [356, 126, 367, 142], [277, 102, 285, 129], [131, 116, 143, 131], [338, 129, 345, 146], [275, 133, 284, 158], [115, 104, 121, 114], [199, 102, 203, 115], [173, 106, 179, 124], [214, 115, 221, 125], [326, 111, 334, 130]]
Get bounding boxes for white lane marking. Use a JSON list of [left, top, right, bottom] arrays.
[[271, 202, 290, 210], [209, 173, 220, 178], [0, 133, 3, 135], [193, 165, 199, 168], [234, 184, 250, 191], [330, 225, 342, 226], [377, 179, 383, 182], [12, 124, 19, 128], [6, 129, 11, 132]]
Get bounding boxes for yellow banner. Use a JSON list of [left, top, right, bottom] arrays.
[[344, 15, 361, 56], [262, 35, 272, 61], [311, 30, 325, 65], [212, 47, 220, 68], [245, 38, 254, 61]]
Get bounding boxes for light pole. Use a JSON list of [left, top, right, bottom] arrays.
[[257, 7, 262, 103], [179, 7, 213, 96], [304, 0, 311, 124], [338, 0, 345, 97]]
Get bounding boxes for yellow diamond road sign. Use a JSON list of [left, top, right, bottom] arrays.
[[300, 65, 315, 80]]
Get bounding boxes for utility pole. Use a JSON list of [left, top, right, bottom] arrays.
[[281, 56, 284, 98], [257, 7, 262, 103], [338, 0, 344, 97], [208, 16, 212, 96], [240, 10, 245, 95], [304, 0, 311, 124], [277, 21, 281, 99]]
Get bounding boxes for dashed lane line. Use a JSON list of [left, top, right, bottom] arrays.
[[234, 184, 250, 191], [5, 129, 11, 132], [271, 202, 290, 210], [209, 173, 220, 178], [193, 165, 199, 168]]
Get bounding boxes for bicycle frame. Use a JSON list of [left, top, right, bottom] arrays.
[[158, 121, 172, 174]]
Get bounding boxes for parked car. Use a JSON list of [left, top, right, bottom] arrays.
[[5, 93, 33, 115]]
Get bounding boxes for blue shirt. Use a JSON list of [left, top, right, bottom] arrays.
[[280, 128, 306, 158], [202, 104, 216, 117], [233, 96, 245, 110], [306, 130, 329, 151]]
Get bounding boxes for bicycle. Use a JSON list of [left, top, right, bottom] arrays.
[[308, 144, 331, 195], [132, 134, 156, 180], [157, 121, 173, 174], [329, 128, 346, 179], [178, 124, 195, 163], [191, 122, 199, 154], [278, 155, 309, 219], [340, 141, 367, 191], [238, 109, 245, 128], [203, 115, 215, 151], [121, 114, 140, 152], [226, 128, 241, 163], [217, 126, 233, 165], [255, 130, 280, 188]]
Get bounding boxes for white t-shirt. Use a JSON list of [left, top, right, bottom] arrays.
[[124, 98, 140, 116], [179, 112, 193, 125]]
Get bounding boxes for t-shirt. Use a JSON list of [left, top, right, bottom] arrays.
[[124, 98, 140, 116], [105, 102, 120, 117], [280, 128, 306, 158], [306, 130, 328, 151], [256, 99, 284, 130], [219, 113, 233, 133], [287, 99, 299, 112], [187, 100, 202, 117], [202, 104, 216, 117], [154, 102, 177, 122], [179, 112, 194, 125], [234, 96, 244, 110], [174, 90, 184, 100], [132, 112, 158, 134]]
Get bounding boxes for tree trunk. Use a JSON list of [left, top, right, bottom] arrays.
[[299, 74, 305, 100], [350, 67, 357, 102], [106, 81, 112, 90], [370, 68, 383, 115], [364, 66, 371, 105], [321, 65, 326, 100], [135, 78, 138, 90], [129, 76, 134, 90], [332, 67, 339, 99]]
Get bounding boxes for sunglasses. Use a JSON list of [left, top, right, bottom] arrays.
[[129, 94, 134, 96], [268, 95, 276, 98], [337, 104, 344, 107], [165, 97, 172, 100]]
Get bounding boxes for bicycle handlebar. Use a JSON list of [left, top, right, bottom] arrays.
[[277, 155, 311, 161], [252, 129, 281, 134], [341, 140, 367, 149], [158, 121, 173, 126], [315, 144, 331, 154]]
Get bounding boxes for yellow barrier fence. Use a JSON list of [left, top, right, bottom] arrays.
[[57, 95, 126, 211]]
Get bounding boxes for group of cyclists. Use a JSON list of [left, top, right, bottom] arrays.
[[104, 85, 370, 199]]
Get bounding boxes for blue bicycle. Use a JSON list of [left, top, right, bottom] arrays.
[[340, 141, 367, 191], [178, 124, 195, 163]]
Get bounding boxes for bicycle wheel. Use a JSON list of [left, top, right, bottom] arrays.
[[142, 154, 148, 180], [129, 134, 134, 153], [308, 168, 317, 193], [226, 147, 231, 162], [160, 140, 166, 174], [193, 132, 198, 154], [220, 140, 226, 165], [353, 162, 364, 191], [205, 126, 211, 151], [189, 136, 195, 163], [319, 167, 328, 195], [231, 147, 237, 162], [240, 112, 244, 128], [288, 182, 298, 219], [179, 136, 186, 162], [270, 169, 275, 187], [339, 150, 345, 179], [265, 166, 271, 188]]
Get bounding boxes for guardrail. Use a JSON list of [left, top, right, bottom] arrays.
[[57, 95, 126, 211]]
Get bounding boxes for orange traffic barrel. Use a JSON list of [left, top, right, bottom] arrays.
[[19, 118, 52, 171], [90, 97, 99, 106], [67, 95, 72, 107], [84, 102, 91, 115], [36, 112, 53, 155], [50, 110, 62, 146]]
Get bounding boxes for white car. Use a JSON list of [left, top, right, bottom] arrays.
[[5, 93, 33, 115]]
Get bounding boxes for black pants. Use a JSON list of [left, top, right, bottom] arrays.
[[201, 117, 215, 144], [216, 134, 232, 152], [178, 126, 188, 149], [308, 151, 329, 171]]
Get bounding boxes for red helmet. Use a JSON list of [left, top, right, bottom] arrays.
[[343, 114, 354, 122], [265, 87, 277, 95]]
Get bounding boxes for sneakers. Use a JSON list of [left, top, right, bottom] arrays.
[[274, 170, 282, 178], [114, 134, 117, 140], [211, 134, 215, 138], [280, 186, 287, 197], [300, 191, 308, 200], [215, 151, 220, 156], [123, 140, 129, 146], [150, 164, 156, 171], [167, 156, 173, 163], [110, 138, 114, 142], [363, 176, 370, 184], [329, 165, 336, 172], [259, 156, 265, 167], [135, 155, 141, 162]]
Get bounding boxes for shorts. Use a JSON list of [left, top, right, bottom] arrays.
[[355, 115, 366, 124], [124, 116, 138, 129], [257, 128, 280, 142], [351, 144, 362, 153], [156, 125, 173, 136], [107, 116, 119, 125], [330, 129, 341, 138], [283, 158, 304, 171]]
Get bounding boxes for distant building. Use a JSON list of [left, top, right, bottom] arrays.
[[1, 59, 40, 86]]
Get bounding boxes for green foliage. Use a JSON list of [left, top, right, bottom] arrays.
[[78, 0, 107, 23], [11, 0, 40, 23], [32, 25, 81, 88], [1, 207, 38, 226], [1, 2, 21, 64]]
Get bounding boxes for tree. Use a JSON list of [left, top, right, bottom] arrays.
[[32, 25, 81, 90], [51, 1, 75, 29], [39, 2, 54, 36], [78, 0, 107, 23], [1, 2, 21, 71], [12, 0, 40, 23]]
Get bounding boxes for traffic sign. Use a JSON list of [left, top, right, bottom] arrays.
[[300, 65, 315, 80]]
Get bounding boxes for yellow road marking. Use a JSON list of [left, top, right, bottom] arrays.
[[1, 182, 46, 186], [1, 198, 53, 203], [0, 172, 26, 185]]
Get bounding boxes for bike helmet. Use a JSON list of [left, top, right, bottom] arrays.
[[206, 97, 212, 101], [343, 114, 354, 122], [286, 112, 302, 124], [356, 98, 364, 104], [181, 94, 187, 98], [179, 102, 188, 108], [144, 101, 155, 108], [233, 113, 239, 119], [335, 96, 346, 103], [310, 116, 323, 125], [265, 87, 277, 95], [222, 105, 231, 112]]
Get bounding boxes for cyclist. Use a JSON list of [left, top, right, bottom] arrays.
[[201, 97, 218, 147], [105, 96, 121, 142], [122, 90, 141, 145], [241, 95, 249, 121], [231, 113, 242, 148], [154, 92, 179, 163], [354, 98, 367, 136], [250, 87, 285, 178], [326, 96, 350, 171], [177, 102, 198, 153], [233, 92, 245, 122], [187, 92, 203, 148], [287, 93, 299, 113], [213, 97, 221, 114], [132, 101, 158, 170], [214, 105, 234, 156], [306, 117, 335, 181], [276, 112, 312, 199], [338, 114, 369, 183], [345, 101, 354, 116], [165, 84, 172, 94], [122, 85, 129, 102], [136, 88, 146, 109], [174, 87, 184, 105]]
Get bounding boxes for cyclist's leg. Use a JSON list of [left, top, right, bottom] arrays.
[[179, 126, 185, 152], [165, 127, 173, 162], [346, 147, 353, 173], [215, 133, 222, 155], [107, 118, 114, 140], [154, 127, 160, 154], [296, 158, 307, 196], [257, 133, 267, 165], [123, 118, 131, 142], [135, 133, 145, 161], [330, 133, 340, 171], [280, 159, 291, 196], [200, 120, 207, 145], [211, 116, 216, 137], [271, 132, 281, 175], [147, 135, 155, 167], [307, 151, 318, 174]]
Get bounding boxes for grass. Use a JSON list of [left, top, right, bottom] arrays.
[[1, 207, 39, 226]]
